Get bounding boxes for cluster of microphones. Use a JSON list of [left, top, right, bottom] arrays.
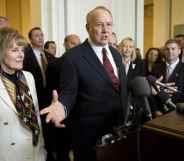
[[97, 76, 184, 146]]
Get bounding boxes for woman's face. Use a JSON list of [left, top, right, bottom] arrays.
[[2, 42, 24, 74], [120, 40, 134, 58], [148, 49, 159, 63]]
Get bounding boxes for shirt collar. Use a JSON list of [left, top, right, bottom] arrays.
[[166, 58, 179, 69], [88, 38, 110, 55]]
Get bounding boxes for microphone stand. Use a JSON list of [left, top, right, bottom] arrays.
[[132, 96, 152, 161]]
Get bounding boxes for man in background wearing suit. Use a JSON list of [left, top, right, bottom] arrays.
[[150, 39, 184, 117], [64, 34, 81, 51], [41, 6, 128, 161], [23, 27, 48, 108], [45, 35, 81, 161], [23, 27, 53, 161]]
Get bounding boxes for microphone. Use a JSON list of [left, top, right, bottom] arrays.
[[176, 103, 184, 113], [129, 76, 152, 119], [147, 75, 178, 93], [157, 91, 176, 112]]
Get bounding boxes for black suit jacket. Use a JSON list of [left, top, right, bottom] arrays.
[[127, 58, 145, 82], [152, 61, 184, 103], [59, 40, 128, 146], [23, 46, 47, 108]]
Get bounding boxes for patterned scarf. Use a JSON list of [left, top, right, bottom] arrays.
[[0, 68, 40, 146]]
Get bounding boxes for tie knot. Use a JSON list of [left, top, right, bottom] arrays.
[[102, 48, 107, 55]]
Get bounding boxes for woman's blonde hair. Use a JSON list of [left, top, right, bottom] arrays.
[[118, 37, 136, 60], [0, 27, 28, 63]]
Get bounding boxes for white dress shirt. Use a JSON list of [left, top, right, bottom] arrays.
[[166, 58, 179, 79], [88, 39, 119, 78]]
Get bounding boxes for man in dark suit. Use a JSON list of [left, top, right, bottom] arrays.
[[175, 34, 184, 62], [23, 27, 54, 161], [64, 34, 81, 51], [23, 27, 48, 108], [45, 35, 81, 161], [41, 6, 128, 161], [150, 39, 184, 117]]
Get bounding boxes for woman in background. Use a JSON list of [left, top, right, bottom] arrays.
[[118, 37, 145, 81], [144, 47, 162, 76], [0, 27, 46, 161]]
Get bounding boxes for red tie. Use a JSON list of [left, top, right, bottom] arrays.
[[102, 48, 119, 90]]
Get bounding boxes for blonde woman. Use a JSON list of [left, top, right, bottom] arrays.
[[118, 37, 145, 81], [0, 27, 46, 161]]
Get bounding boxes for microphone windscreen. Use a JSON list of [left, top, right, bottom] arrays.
[[129, 76, 151, 97], [176, 103, 184, 113]]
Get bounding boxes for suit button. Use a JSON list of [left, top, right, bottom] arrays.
[[10, 142, 16, 146], [3, 122, 8, 125]]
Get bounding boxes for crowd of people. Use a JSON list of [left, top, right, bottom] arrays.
[[0, 5, 184, 161]]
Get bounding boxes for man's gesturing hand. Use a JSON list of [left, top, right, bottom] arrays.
[[40, 90, 66, 128]]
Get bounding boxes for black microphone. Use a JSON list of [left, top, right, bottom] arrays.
[[147, 75, 178, 93], [129, 76, 152, 119], [157, 91, 176, 112], [176, 103, 184, 113]]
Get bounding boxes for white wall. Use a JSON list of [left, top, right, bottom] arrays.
[[41, 0, 144, 56]]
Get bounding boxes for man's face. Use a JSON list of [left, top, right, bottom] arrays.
[[86, 9, 113, 46], [109, 33, 117, 48], [30, 29, 44, 48], [64, 35, 80, 50], [0, 17, 9, 28], [165, 43, 181, 63], [175, 36, 184, 48]]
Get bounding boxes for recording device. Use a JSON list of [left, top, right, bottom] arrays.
[[157, 91, 176, 112], [128, 76, 152, 119], [97, 77, 152, 146], [147, 75, 178, 93]]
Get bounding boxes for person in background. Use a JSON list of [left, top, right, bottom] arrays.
[[23, 27, 53, 161], [0, 16, 10, 28], [109, 32, 118, 49], [118, 37, 147, 123], [44, 41, 57, 62], [41, 6, 128, 161], [118, 37, 145, 81], [135, 48, 142, 60], [144, 47, 162, 76], [45, 34, 81, 161], [0, 27, 46, 161], [175, 34, 184, 62], [150, 39, 184, 117], [64, 34, 81, 51]]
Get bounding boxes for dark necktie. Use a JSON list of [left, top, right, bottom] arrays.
[[40, 53, 48, 87], [40, 53, 48, 73], [102, 48, 120, 90]]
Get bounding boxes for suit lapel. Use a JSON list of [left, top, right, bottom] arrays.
[[81, 41, 113, 85], [168, 62, 182, 81], [0, 78, 17, 113]]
